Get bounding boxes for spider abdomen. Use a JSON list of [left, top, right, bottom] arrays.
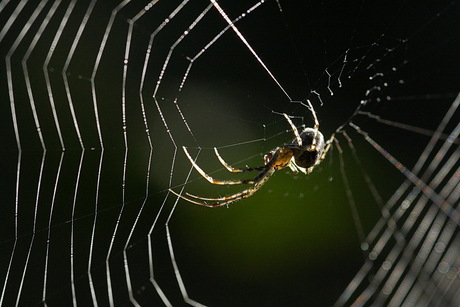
[[294, 128, 325, 168], [294, 149, 321, 168]]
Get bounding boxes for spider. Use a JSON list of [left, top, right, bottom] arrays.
[[170, 101, 333, 207]]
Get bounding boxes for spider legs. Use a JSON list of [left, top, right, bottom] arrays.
[[183, 145, 282, 185], [169, 167, 276, 207], [172, 104, 328, 208], [305, 99, 320, 131], [170, 147, 285, 207], [183, 146, 263, 185], [214, 147, 266, 173], [318, 133, 335, 163], [283, 100, 320, 151], [283, 113, 302, 146], [305, 99, 320, 151]]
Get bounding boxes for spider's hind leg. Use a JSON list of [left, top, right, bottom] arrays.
[[214, 147, 266, 173], [170, 165, 277, 208], [183, 146, 263, 185]]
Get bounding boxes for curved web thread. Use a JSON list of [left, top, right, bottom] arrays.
[[0, 0, 459, 306]]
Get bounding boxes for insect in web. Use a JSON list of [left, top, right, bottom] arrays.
[[170, 101, 334, 207]]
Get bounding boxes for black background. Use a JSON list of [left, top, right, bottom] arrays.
[[0, 0, 459, 306]]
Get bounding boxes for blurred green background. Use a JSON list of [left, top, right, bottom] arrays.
[[1, 0, 459, 306]]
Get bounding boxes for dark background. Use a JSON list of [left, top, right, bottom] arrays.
[[0, 0, 459, 306]]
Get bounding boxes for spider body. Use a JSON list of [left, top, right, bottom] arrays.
[[263, 128, 325, 176], [170, 101, 333, 207], [291, 128, 325, 171]]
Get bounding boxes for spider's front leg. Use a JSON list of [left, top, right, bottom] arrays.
[[283, 113, 303, 146], [306, 100, 320, 151]]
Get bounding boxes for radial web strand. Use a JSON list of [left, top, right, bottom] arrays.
[[0, 1, 459, 306]]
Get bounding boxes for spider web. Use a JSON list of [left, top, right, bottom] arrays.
[[0, 0, 459, 306]]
